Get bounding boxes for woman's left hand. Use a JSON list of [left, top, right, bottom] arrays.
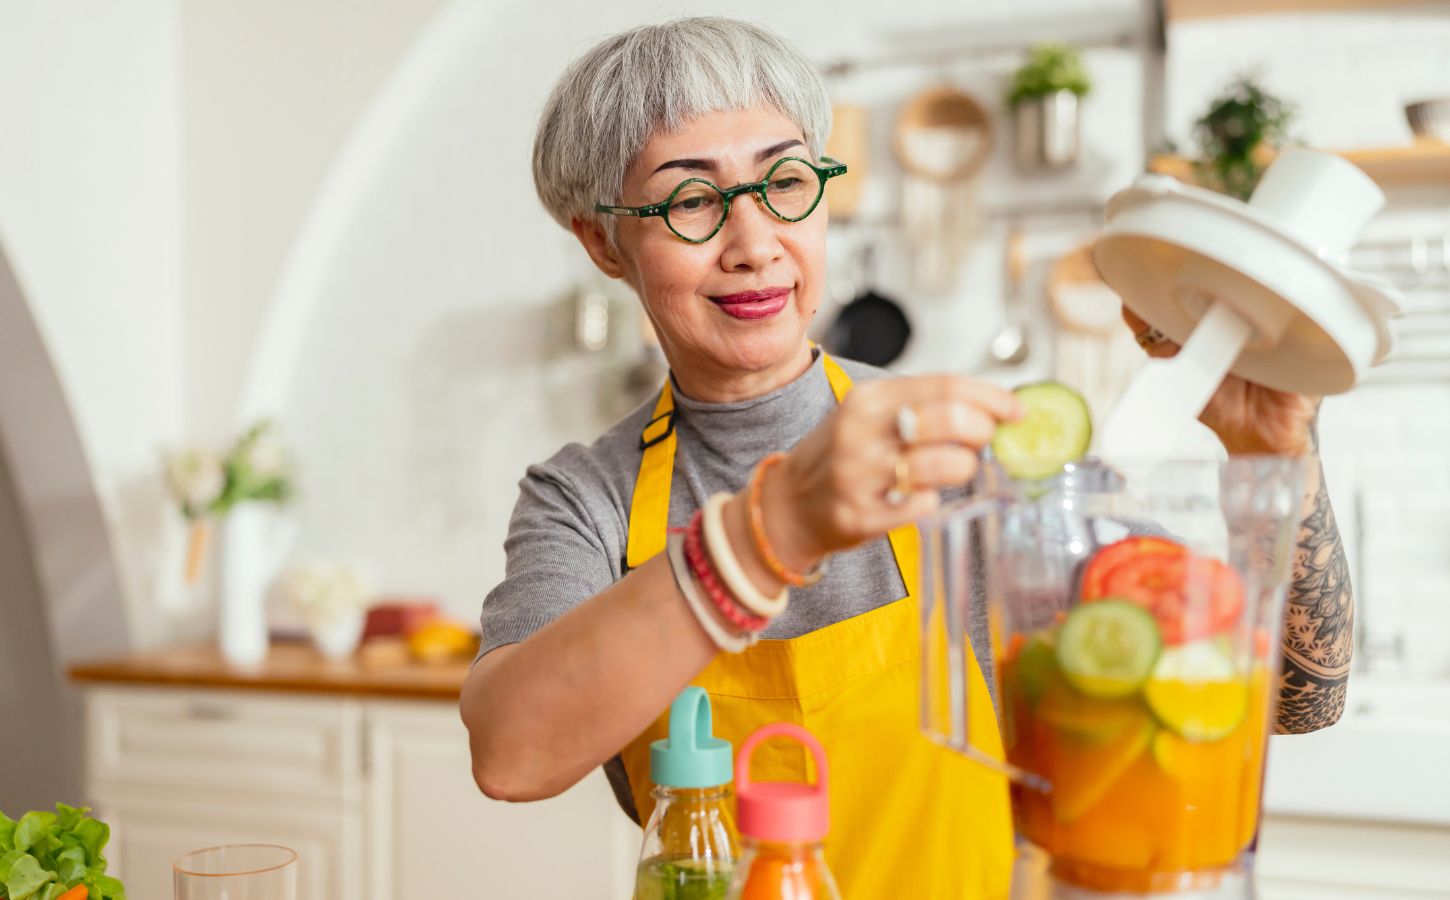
[[1124, 308, 1320, 457]]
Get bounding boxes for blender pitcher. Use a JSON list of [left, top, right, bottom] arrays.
[[921, 455, 1307, 896]]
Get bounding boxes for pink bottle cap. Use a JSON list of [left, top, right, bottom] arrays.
[[734, 723, 830, 844]]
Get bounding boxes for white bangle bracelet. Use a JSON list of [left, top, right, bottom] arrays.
[[701, 493, 789, 619], [667, 532, 755, 653]]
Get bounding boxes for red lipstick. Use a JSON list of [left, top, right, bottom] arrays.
[[709, 287, 791, 321]]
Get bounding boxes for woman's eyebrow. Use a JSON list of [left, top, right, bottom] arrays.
[[648, 138, 805, 177]]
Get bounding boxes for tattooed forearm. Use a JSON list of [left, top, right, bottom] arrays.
[[1276, 458, 1354, 734]]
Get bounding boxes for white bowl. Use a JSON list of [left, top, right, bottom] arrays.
[[1405, 98, 1450, 142]]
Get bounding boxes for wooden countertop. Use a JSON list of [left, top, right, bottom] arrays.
[[69, 641, 471, 701]]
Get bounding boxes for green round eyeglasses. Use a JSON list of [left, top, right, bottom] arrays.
[[594, 156, 847, 244]]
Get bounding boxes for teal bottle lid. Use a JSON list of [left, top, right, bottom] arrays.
[[650, 686, 733, 788]]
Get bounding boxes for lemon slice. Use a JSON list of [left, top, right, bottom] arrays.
[[1144, 641, 1249, 742]]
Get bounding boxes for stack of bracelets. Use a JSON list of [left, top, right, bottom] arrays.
[[666, 452, 828, 653]]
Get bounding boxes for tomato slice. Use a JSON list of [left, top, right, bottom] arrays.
[[1095, 552, 1245, 644], [1080, 536, 1185, 601]]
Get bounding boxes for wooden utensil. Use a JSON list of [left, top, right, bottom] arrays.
[[825, 102, 869, 220]]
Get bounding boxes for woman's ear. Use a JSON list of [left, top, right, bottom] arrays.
[[571, 217, 626, 280]]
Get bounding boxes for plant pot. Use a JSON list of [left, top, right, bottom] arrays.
[[1013, 90, 1082, 172]]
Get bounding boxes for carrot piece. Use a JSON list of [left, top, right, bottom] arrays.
[[56, 886, 90, 900]]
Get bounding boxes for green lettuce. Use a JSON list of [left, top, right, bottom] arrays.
[[0, 805, 125, 900]]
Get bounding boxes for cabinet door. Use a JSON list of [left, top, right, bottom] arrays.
[[90, 788, 361, 900], [365, 701, 638, 900], [1257, 813, 1450, 897]]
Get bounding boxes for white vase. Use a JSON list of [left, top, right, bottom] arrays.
[[308, 609, 366, 661], [216, 501, 297, 667]]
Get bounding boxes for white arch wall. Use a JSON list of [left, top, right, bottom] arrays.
[[237, 0, 1148, 617], [0, 238, 129, 807]]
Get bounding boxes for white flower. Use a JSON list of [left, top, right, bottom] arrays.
[[281, 563, 372, 624], [244, 431, 288, 480], [165, 450, 226, 515]]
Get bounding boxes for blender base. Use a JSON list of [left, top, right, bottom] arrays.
[[1012, 843, 1257, 899]]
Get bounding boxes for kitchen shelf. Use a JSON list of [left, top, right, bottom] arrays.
[[1149, 141, 1450, 187], [1164, 0, 1438, 21]]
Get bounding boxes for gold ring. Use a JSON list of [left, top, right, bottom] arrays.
[[885, 455, 911, 505], [1135, 327, 1168, 350]]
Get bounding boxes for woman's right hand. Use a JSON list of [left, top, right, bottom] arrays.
[[759, 375, 1023, 571]]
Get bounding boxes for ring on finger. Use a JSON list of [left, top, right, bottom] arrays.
[[885, 455, 911, 505], [895, 404, 920, 446], [1135, 327, 1168, 350]]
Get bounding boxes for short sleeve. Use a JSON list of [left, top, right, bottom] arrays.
[[477, 460, 618, 658]]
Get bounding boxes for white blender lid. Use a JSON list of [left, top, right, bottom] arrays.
[[1095, 164, 1402, 396], [1091, 149, 1405, 463]]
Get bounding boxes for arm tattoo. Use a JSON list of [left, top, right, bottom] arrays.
[[1276, 455, 1354, 734]]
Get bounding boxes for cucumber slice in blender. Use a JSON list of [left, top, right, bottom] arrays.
[[991, 382, 1093, 481], [1144, 640, 1249, 742], [1016, 633, 1060, 707], [1056, 601, 1162, 699]]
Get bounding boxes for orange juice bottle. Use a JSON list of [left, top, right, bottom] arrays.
[[724, 724, 840, 900]]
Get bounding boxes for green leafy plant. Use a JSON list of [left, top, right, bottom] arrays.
[[165, 419, 295, 520], [1191, 75, 1296, 200], [0, 803, 126, 899], [1008, 43, 1093, 106]]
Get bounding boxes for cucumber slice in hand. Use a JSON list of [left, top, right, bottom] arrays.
[[1056, 601, 1162, 698], [991, 382, 1093, 481]]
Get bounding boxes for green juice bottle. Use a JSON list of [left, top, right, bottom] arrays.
[[633, 687, 739, 900]]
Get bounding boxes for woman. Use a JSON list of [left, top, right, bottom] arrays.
[[462, 17, 1353, 897]]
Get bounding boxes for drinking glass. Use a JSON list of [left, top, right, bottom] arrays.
[[173, 844, 298, 900]]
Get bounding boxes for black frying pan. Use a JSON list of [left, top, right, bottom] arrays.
[[823, 245, 912, 366]]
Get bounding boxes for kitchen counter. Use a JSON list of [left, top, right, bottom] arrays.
[[68, 641, 471, 700]]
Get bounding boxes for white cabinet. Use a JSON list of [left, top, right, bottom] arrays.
[[1257, 814, 1450, 899], [93, 788, 357, 900], [81, 686, 638, 899], [364, 701, 638, 900]]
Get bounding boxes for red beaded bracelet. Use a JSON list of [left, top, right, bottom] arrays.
[[684, 510, 770, 633]]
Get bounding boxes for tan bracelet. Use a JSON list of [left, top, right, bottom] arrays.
[[701, 493, 789, 619], [747, 453, 827, 587], [666, 532, 756, 653]]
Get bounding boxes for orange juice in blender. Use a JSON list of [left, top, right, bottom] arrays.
[[999, 538, 1276, 893]]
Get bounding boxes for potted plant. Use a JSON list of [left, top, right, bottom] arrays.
[[1190, 76, 1296, 200], [1008, 43, 1093, 171], [165, 420, 297, 667]]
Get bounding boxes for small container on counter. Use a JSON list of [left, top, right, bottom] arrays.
[[725, 723, 840, 900], [635, 687, 740, 900]]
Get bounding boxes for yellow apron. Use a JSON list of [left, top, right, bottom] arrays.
[[619, 354, 1014, 899]]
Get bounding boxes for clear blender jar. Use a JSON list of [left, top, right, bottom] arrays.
[[918, 147, 1400, 896], [921, 455, 1307, 896]]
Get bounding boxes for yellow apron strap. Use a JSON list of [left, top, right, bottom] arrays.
[[627, 353, 914, 588], [625, 382, 677, 569], [821, 352, 853, 403]]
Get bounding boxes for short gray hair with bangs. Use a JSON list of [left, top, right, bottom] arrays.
[[532, 17, 833, 233]]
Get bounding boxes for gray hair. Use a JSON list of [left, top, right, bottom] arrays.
[[532, 17, 832, 233]]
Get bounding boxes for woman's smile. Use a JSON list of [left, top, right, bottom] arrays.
[[708, 286, 792, 321]]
